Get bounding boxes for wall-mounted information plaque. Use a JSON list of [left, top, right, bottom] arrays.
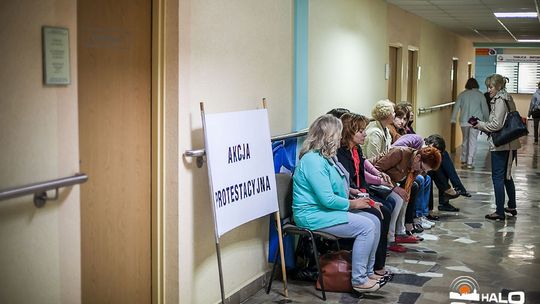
[[42, 26, 70, 85]]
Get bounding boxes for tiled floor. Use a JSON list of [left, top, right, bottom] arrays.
[[244, 129, 540, 304]]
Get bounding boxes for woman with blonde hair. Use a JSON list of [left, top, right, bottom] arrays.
[[293, 114, 384, 293], [473, 74, 521, 220], [363, 99, 395, 159]]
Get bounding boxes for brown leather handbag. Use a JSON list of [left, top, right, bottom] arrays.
[[315, 250, 353, 292]]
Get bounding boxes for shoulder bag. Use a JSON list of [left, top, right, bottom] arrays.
[[491, 99, 528, 147]]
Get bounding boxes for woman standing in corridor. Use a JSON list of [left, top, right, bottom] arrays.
[[474, 74, 521, 220]]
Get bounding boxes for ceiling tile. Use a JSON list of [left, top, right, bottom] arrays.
[[387, 0, 540, 42]]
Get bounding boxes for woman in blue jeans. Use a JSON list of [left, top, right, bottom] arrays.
[[474, 74, 521, 220], [292, 114, 384, 293]]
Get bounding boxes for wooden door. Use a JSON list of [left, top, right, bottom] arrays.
[[407, 50, 418, 106], [388, 46, 398, 102], [78, 0, 152, 302]]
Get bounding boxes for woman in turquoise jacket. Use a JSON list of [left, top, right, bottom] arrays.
[[292, 114, 383, 293]]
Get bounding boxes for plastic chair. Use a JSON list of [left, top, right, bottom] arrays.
[[266, 173, 340, 301]]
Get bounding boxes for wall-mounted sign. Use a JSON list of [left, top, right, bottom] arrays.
[[476, 48, 497, 56], [497, 54, 540, 63], [42, 26, 70, 85]]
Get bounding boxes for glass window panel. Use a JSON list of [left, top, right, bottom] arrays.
[[496, 62, 518, 93], [518, 63, 540, 94]]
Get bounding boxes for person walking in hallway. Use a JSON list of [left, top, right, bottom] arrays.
[[451, 78, 490, 169], [528, 81, 540, 145], [473, 74, 521, 220]]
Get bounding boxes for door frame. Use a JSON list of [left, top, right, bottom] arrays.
[[151, 0, 166, 303]]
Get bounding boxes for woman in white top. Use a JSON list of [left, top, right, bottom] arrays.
[[451, 78, 490, 169]]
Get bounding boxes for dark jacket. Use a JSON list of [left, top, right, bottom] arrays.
[[336, 145, 367, 190]]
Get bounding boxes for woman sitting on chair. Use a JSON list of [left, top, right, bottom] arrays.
[[337, 112, 404, 273], [293, 114, 384, 293]]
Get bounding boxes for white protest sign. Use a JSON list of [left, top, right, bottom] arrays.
[[203, 109, 278, 237]]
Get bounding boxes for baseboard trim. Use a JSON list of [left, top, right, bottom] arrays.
[[223, 270, 271, 304]]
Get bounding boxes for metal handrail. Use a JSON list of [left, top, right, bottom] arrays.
[[183, 129, 309, 168], [271, 129, 308, 142], [418, 101, 455, 115], [0, 173, 88, 207]]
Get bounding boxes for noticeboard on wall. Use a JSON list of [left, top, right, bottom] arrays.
[[42, 26, 70, 85]]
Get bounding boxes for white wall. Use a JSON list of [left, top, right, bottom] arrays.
[[386, 4, 474, 141], [0, 1, 80, 303], [309, 0, 388, 120], [416, 20, 474, 139], [178, 1, 293, 303]]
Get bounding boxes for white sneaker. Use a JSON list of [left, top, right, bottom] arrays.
[[421, 216, 436, 226], [415, 218, 433, 229]]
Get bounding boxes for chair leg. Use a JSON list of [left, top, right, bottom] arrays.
[[266, 243, 281, 294], [335, 240, 340, 251], [310, 233, 326, 301]]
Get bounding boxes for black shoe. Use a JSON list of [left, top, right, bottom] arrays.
[[443, 191, 460, 200], [455, 188, 472, 197], [504, 208, 517, 216], [439, 204, 460, 212], [485, 213, 505, 221], [426, 214, 440, 221], [413, 223, 424, 233]]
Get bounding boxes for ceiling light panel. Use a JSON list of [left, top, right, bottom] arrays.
[[494, 12, 538, 18]]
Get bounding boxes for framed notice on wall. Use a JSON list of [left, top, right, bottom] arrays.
[[42, 26, 70, 85]]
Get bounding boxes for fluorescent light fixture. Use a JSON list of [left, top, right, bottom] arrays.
[[517, 39, 540, 42], [494, 12, 538, 18]]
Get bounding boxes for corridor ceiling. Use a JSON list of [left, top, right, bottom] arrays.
[[386, 0, 540, 43]]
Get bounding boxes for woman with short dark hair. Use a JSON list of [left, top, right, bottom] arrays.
[[387, 105, 410, 143], [451, 77, 490, 169]]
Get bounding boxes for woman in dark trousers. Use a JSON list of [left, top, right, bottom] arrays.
[[424, 134, 471, 213], [474, 74, 521, 220], [337, 113, 402, 274]]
